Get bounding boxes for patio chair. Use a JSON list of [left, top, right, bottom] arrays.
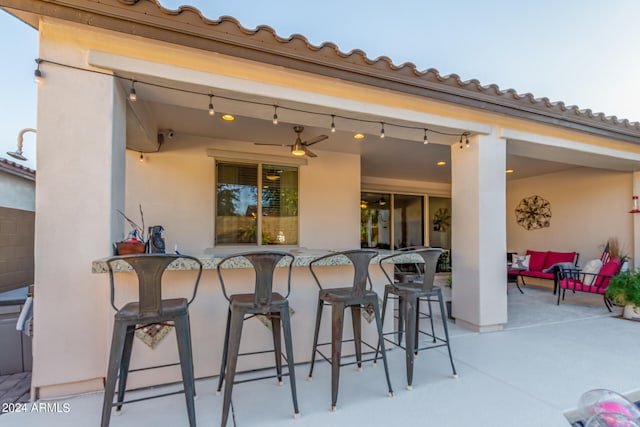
[[557, 257, 622, 311], [216, 251, 299, 426], [101, 254, 203, 427], [374, 247, 457, 390], [307, 249, 393, 412]]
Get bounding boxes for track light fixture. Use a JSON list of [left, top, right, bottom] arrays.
[[272, 106, 278, 125], [465, 133, 470, 148], [129, 80, 137, 102], [423, 129, 429, 145], [139, 152, 144, 162], [331, 115, 336, 133], [459, 135, 464, 149], [208, 95, 215, 116], [380, 122, 385, 139]]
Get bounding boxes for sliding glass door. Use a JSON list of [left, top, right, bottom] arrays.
[[360, 192, 423, 250]]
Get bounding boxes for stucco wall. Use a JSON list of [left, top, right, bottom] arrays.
[[507, 167, 633, 266], [0, 170, 35, 212], [124, 136, 361, 252]]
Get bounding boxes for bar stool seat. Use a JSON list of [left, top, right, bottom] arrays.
[[375, 247, 457, 390], [307, 249, 393, 412], [216, 251, 299, 427], [101, 254, 203, 427]]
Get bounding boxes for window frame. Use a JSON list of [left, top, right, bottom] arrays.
[[214, 159, 300, 247]]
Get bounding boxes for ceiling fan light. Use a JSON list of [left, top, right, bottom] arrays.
[[291, 142, 306, 156]]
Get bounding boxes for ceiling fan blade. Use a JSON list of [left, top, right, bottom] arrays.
[[303, 135, 328, 146], [254, 142, 290, 147], [303, 146, 317, 157]]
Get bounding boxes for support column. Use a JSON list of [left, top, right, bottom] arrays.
[[32, 48, 126, 396], [451, 132, 507, 331], [633, 172, 640, 270]]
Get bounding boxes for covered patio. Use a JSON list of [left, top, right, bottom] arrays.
[[1, 286, 637, 426], [0, 0, 639, 423]]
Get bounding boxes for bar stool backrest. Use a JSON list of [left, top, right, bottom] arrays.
[[217, 251, 294, 308], [309, 249, 378, 297], [106, 254, 203, 317], [414, 248, 442, 292], [379, 247, 442, 292]]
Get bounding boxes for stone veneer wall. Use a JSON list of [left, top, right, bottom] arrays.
[[0, 207, 35, 293]]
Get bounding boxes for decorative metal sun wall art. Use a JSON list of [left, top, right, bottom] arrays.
[[515, 195, 552, 230]]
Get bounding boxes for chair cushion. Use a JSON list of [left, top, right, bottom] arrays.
[[593, 257, 621, 287], [543, 251, 576, 270], [512, 254, 530, 270], [526, 250, 548, 272], [559, 279, 604, 294], [520, 270, 554, 280], [581, 259, 603, 286]]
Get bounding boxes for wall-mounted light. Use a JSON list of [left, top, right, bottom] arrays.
[[6, 128, 37, 161], [34, 59, 43, 84]]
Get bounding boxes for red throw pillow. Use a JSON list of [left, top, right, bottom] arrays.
[[543, 251, 576, 270], [594, 257, 621, 287], [526, 250, 548, 272]]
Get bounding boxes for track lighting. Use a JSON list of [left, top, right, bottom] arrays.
[[34, 59, 43, 84], [423, 129, 428, 145], [331, 115, 336, 133], [272, 106, 278, 125], [380, 122, 385, 139], [459, 135, 463, 149], [139, 152, 144, 162], [465, 133, 470, 148], [129, 80, 137, 102], [208, 95, 215, 116]]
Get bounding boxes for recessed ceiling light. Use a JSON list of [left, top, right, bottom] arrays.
[[506, 169, 514, 174], [353, 133, 365, 140], [436, 161, 446, 166], [221, 114, 235, 121]]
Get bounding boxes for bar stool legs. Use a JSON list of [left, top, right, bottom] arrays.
[[218, 305, 299, 427], [308, 297, 393, 412], [376, 287, 457, 390]]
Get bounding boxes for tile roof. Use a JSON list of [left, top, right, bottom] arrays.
[[122, 1, 640, 139], [4, 0, 640, 141], [0, 157, 35, 181]]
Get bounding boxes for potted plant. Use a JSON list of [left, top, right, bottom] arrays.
[[605, 271, 640, 320]]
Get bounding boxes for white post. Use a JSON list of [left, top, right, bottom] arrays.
[[32, 51, 126, 396], [451, 131, 507, 331], [633, 171, 640, 270]]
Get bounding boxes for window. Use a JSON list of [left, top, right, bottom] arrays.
[[360, 192, 424, 250], [215, 161, 298, 245]]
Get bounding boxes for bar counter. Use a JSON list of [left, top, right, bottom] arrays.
[[91, 248, 417, 390]]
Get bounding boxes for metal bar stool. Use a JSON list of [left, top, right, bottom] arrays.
[[307, 249, 393, 411], [101, 254, 203, 427], [374, 247, 457, 390], [216, 251, 299, 427]]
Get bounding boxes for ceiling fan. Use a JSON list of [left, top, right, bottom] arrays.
[[255, 125, 328, 157]]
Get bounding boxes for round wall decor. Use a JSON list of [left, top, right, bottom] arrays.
[[515, 195, 552, 230]]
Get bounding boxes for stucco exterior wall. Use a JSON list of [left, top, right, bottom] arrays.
[[124, 136, 361, 252], [507, 167, 633, 266], [0, 169, 35, 212]]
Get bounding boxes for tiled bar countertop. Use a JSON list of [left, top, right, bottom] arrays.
[[92, 248, 422, 273]]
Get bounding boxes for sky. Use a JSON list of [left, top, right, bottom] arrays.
[[1, 0, 640, 169]]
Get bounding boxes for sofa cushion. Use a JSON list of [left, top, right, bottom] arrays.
[[581, 259, 603, 286], [511, 254, 530, 270], [520, 270, 554, 280], [543, 251, 576, 270], [559, 278, 606, 295], [593, 257, 621, 288], [526, 250, 548, 272]]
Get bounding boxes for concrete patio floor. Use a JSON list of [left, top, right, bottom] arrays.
[[1, 284, 638, 426]]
